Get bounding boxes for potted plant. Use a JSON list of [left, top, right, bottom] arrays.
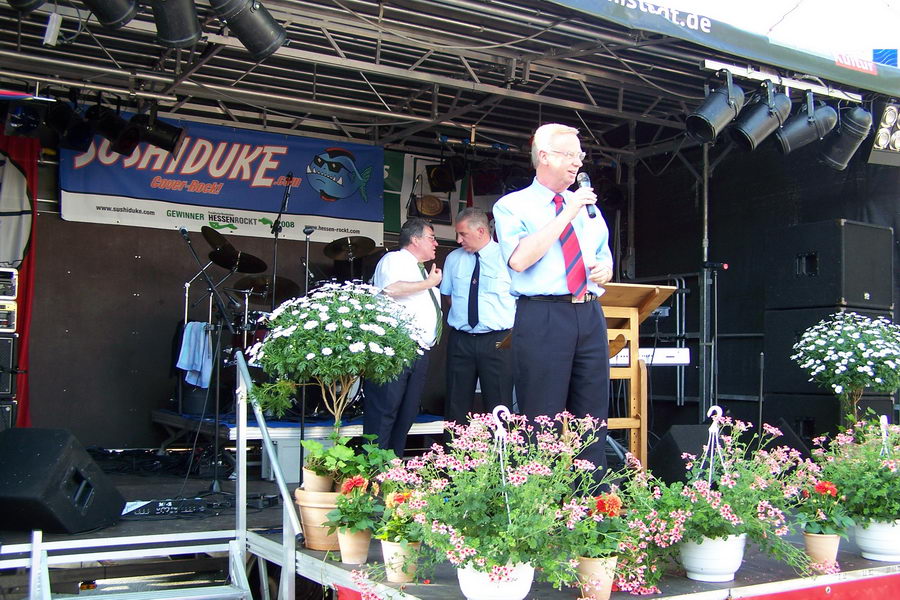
[[812, 415, 900, 561], [791, 311, 900, 423], [324, 475, 384, 565], [374, 489, 424, 583], [377, 410, 605, 600], [653, 413, 811, 582], [792, 474, 854, 570], [247, 280, 425, 550]]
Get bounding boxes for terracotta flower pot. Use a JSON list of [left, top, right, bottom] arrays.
[[803, 531, 840, 564], [381, 540, 421, 583], [576, 556, 617, 600], [337, 528, 372, 564], [293, 488, 340, 551], [302, 467, 335, 492]]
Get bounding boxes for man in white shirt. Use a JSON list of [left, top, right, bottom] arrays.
[[363, 217, 442, 456]]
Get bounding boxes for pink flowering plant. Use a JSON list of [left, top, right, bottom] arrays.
[[376, 411, 605, 589], [655, 417, 811, 572], [811, 415, 900, 526]]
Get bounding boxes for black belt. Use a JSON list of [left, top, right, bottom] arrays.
[[519, 292, 598, 304], [452, 328, 511, 336]]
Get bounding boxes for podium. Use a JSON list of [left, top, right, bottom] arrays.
[[600, 282, 676, 466]]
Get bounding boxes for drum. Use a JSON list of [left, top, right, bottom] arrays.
[[234, 310, 271, 349]]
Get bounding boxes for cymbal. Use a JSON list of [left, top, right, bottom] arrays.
[[323, 236, 375, 261], [209, 247, 268, 274], [234, 275, 301, 307], [201, 225, 231, 251]]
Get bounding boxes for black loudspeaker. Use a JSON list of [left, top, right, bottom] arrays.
[[0, 400, 16, 431], [767, 417, 811, 459], [0, 334, 15, 398], [763, 307, 893, 394], [648, 424, 709, 484], [763, 393, 893, 446], [0, 428, 125, 533], [765, 219, 894, 310]]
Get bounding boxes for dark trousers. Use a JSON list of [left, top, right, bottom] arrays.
[[444, 328, 514, 426], [363, 350, 430, 458], [512, 298, 610, 474]]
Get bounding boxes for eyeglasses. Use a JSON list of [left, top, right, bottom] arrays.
[[546, 149, 587, 161], [419, 234, 437, 241]]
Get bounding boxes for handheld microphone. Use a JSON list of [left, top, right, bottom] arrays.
[[703, 261, 729, 271], [178, 226, 191, 242], [576, 172, 596, 219]]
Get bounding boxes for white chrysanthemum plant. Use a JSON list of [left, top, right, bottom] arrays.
[[248, 280, 428, 428], [791, 311, 900, 423]]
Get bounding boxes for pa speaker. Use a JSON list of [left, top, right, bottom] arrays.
[[0, 428, 125, 533], [648, 424, 709, 484]]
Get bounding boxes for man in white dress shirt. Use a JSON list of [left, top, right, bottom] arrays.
[[363, 217, 442, 456]]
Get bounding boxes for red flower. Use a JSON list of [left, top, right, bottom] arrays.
[[594, 493, 623, 517], [341, 475, 368, 495], [814, 480, 838, 497]]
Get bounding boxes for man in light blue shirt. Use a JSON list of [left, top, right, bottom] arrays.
[[493, 123, 612, 482], [440, 208, 516, 425]]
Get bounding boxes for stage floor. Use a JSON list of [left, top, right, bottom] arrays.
[[2, 466, 899, 599]]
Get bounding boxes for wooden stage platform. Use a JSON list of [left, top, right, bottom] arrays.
[[3, 466, 900, 599]]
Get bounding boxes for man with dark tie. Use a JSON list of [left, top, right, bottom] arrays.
[[440, 207, 515, 425], [364, 217, 442, 457], [492, 123, 613, 477]]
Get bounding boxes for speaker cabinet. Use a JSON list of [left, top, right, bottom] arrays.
[[764, 307, 893, 394], [763, 393, 893, 446], [648, 424, 709, 484], [0, 400, 15, 431], [765, 219, 894, 310], [0, 334, 15, 398], [0, 428, 125, 533]]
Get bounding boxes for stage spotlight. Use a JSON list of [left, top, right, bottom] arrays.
[[3, 101, 46, 138], [131, 113, 186, 154], [149, 0, 201, 48], [82, 0, 137, 29], [819, 106, 872, 171], [868, 102, 900, 167], [775, 92, 838, 155], [209, 0, 287, 61], [85, 105, 140, 155], [8, 0, 45, 13], [730, 83, 791, 151], [686, 72, 745, 143], [44, 102, 94, 152]]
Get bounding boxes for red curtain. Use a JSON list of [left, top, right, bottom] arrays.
[[0, 134, 40, 426]]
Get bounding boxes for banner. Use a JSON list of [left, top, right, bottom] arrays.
[[59, 120, 385, 244]]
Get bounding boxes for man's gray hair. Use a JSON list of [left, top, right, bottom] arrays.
[[399, 217, 432, 248], [531, 123, 579, 169], [456, 207, 489, 230]]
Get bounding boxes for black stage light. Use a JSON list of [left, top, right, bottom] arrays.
[[149, 0, 201, 48], [131, 113, 186, 154], [82, 0, 137, 29], [775, 92, 838, 155], [44, 102, 94, 152], [820, 106, 872, 171], [868, 102, 900, 167], [686, 72, 745, 143], [209, 0, 287, 61], [3, 101, 46, 138], [85, 105, 140, 155], [730, 83, 791, 151], [8, 0, 45, 13]]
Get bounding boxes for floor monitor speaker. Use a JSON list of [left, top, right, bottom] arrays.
[[0, 428, 125, 533], [648, 424, 709, 484]]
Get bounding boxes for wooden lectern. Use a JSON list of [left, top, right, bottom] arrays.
[[600, 282, 676, 466]]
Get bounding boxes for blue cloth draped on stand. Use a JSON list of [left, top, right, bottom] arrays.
[[176, 321, 213, 388]]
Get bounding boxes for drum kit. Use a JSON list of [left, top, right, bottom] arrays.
[[181, 227, 379, 420]]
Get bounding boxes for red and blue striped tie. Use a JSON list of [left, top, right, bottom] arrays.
[[553, 194, 587, 299]]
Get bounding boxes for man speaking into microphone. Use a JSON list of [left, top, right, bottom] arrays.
[[493, 123, 613, 482]]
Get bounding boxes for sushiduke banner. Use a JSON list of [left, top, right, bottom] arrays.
[[59, 119, 385, 244]]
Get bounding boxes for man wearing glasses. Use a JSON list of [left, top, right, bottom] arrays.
[[364, 217, 443, 457], [493, 123, 613, 479]]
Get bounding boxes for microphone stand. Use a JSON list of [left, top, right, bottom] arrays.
[[177, 228, 236, 497], [270, 172, 294, 312], [299, 225, 315, 483]]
